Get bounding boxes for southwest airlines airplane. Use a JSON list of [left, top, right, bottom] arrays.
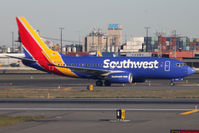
[[15, 17, 195, 86]]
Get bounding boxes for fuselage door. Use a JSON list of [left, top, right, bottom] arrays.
[[164, 61, 170, 72]]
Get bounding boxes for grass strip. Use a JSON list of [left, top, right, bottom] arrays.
[[0, 116, 44, 127], [0, 88, 199, 98]]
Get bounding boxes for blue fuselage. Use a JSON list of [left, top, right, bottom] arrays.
[[58, 55, 195, 81]]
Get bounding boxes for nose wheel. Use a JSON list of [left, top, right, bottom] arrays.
[[170, 81, 175, 86]]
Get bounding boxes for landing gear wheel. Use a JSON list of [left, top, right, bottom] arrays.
[[170, 82, 175, 86], [96, 80, 103, 86], [104, 80, 111, 86]]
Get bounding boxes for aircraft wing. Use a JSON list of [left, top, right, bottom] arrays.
[[51, 64, 123, 77], [6, 55, 36, 62]]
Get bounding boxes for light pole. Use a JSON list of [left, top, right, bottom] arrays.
[[12, 32, 14, 53], [59, 27, 64, 53]]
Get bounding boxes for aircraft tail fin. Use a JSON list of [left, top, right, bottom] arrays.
[[16, 17, 62, 65], [16, 17, 55, 61], [16, 17, 78, 77]]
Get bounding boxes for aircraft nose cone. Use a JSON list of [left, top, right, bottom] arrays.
[[187, 67, 195, 75]]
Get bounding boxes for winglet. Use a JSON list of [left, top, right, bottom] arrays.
[[96, 51, 102, 57]]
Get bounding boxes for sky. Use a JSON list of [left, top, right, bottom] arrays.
[[0, 0, 199, 46]]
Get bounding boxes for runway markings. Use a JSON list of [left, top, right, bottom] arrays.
[[0, 108, 193, 111]]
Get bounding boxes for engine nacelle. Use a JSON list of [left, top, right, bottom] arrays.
[[108, 73, 133, 83]]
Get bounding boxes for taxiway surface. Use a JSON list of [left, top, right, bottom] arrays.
[[0, 98, 198, 133], [0, 73, 198, 89], [0, 73, 199, 133]]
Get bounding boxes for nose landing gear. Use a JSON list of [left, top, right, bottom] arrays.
[[170, 78, 183, 86], [170, 81, 175, 86]]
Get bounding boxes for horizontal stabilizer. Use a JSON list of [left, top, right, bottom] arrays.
[[6, 55, 36, 62]]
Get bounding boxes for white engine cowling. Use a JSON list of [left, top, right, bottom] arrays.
[[108, 72, 133, 83]]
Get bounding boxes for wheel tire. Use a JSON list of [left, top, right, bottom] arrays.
[[96, 80, 103, 86], [170, 82, 175, 86], [104, 80, 111, 86]]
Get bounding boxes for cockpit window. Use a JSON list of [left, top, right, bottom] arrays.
[[176, 63, 185, 67]]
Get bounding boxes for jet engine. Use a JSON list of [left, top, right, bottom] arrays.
[[108, 72, 133, 83]]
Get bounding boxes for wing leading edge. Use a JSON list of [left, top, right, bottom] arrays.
[[50, 64, 124, 77]]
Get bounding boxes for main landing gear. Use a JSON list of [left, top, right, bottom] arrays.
[[104, 80, 111, 86], [96, 80, 111, 86], [96, 80, 103, 86]]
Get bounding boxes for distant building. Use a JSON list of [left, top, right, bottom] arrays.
[[83, 29, 107, 52], [65, 44, 82, 53], [83, 24, 122, 53], [107, 24, 122, 53]]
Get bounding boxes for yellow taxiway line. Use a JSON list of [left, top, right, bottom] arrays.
[[179, 105, 199, 115]]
